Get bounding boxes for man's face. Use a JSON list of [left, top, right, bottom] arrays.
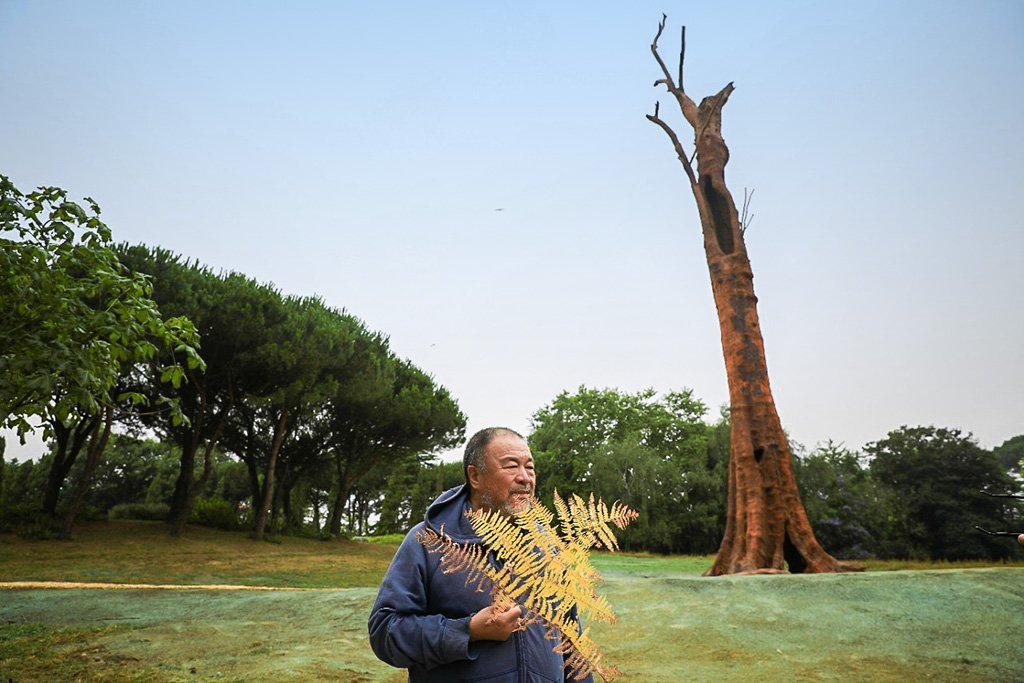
[[468, 433, 536, 516]]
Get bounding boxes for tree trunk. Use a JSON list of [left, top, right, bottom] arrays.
[[253, 406, 289, 541], [328, 456, 350, 537], [168, 432, 199, 521], [329, 482, 356, 537], [170, 411, 229, 536], [42, 416, 94, 516], [60, 405, 113, 539], [647, 17, 855, 575], [0, 436, 6, 507]]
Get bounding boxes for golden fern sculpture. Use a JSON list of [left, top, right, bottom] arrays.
[[416, 490, 639, 682]]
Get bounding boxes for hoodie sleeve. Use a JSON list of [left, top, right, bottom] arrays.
[[368, 527, 478, 670]]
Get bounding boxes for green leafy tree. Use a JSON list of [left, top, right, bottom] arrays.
[[118, 245, 284, 535], [992, 434, 1024, 474], [529, 387, 725, 553], [793, 441, 886, 560], [64, 434, 175, 512], [324, 358, 465, 536], [866, 426, 1021, 560], [0, 455, 49, 530], [248, 296, 388, 541], [1, 177, 202, 537]]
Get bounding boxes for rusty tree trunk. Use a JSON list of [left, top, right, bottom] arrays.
[[647, 16, 854, 575]]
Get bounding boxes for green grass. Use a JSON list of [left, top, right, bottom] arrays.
[[3, 520, 1024, 682], [354, 533, 407, 545], [0, 519, 397, 588], [0, 622, 160, 683], [592, 551, 714, 575], [5, 520, 1020, 588]]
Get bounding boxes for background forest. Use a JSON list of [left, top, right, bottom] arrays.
[[2, 176, 1022, 562]]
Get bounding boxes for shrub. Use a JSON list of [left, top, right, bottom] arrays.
[[108, 502, 170, 521], [188, 498, 242, 531], [12, 513, 64, 540], [0, 502, 39, 533]]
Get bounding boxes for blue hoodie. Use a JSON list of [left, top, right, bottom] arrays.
[[368, 484, 595, 683]]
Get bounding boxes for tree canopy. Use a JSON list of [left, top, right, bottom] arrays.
[[1, 176, 203, 537], [119, 244, 466, 539], [529, 387, 727, 553], [0, 176, 202, 440], [865, 426, 1020, 560]]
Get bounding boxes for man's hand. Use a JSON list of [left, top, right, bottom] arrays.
[[469, 604, 523, 642]]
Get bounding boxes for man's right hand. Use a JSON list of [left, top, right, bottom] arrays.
[[469, 604, 523, 642]]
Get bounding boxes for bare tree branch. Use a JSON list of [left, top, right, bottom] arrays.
[[650, 14, 677, 92], [650, 15, 700, 126], [646, 106, 697, 187], [740, 188, 755, 235], [678, 25, 685, 90]]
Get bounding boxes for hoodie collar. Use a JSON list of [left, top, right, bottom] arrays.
[[423, 484, 484, 544]]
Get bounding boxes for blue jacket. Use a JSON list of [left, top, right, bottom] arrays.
[[368, 484, 594, 683]]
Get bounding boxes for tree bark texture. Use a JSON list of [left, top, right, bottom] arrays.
[[647, 16, 854, 574]]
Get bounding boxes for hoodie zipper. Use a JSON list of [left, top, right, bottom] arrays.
[[515, 626, 527, 683]]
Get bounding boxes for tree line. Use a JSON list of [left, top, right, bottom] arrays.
[[5, 382, 1021, 561], [524, 387, 1023, 561], [0, 175, 465, 539], [2, 175, 1021, 560]]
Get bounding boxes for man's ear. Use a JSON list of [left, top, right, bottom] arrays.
[[467, 464, 481, 489]]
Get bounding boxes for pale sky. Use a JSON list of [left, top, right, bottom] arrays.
[[3, 0, 1022, 463]]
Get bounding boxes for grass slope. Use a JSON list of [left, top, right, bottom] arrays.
[[0, 520, 396, 588], [3, 521, 1023, 682]]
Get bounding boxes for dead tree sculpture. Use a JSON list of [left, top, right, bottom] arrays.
[[646, 16, 855, 575]]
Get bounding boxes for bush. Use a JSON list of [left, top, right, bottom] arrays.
[[0, 502, 39, 533], [108, 502, 170, 521], [17, 517, 64, 540], [188, 498, 242, 531]]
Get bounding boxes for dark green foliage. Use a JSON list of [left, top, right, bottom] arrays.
[[529, 386, 726, 554], [188, 498, 243, 530], [992, 434, 1024, 474], [0, 177, 203, 438], [374, 460, 464, 534], [0, 455, 49, 532], [67, 434, 173, 512], [793, 441, 885, 560], [107, 502, 170, 521], [118, 245, 466, 540], [866, 426, 1022, 561]]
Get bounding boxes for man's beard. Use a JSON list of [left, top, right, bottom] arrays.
[[482, 487, 534, 517]]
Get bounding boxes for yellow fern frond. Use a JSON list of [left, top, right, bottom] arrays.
[[418, 493, 637, 682]]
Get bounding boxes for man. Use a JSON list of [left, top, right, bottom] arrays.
[[368, 427, 592, 682]]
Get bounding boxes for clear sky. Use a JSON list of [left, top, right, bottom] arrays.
[[3, 0, 1022, 462]]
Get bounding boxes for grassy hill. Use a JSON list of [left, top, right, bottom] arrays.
[[2, 521, 1023, 682]]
